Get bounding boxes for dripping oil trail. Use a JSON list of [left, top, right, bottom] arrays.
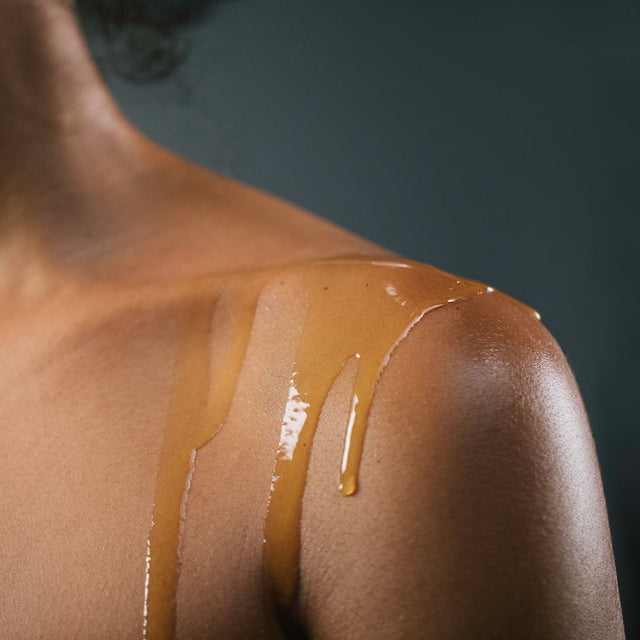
[[202, 276, 274, 447], [263, 365, 346, 614], [143, 295, 216, 639], [143, 273, 273, 639], [263, 260, 494, 615], [338, 303, 446, 496]]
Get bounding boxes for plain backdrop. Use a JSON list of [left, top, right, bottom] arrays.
[[81, 1, 640, 636]]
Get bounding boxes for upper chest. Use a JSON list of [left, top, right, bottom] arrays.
[[0, 258, 477, 639], [0, 288, 299, 640]]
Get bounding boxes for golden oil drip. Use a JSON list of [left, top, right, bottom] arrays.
[[261, 259, 505, 614], [142, 271, 274, 639], [141, 257, 540, 637]]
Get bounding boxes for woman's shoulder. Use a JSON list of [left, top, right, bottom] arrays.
[[289, 258, 625, 639]]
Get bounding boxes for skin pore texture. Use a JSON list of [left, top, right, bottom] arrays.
[[0, 1, 625, 639]]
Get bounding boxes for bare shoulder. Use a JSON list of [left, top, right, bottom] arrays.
[[299, 285, 625, 640]]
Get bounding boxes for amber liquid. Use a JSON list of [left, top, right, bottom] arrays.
[[141, 257, 540, 638]]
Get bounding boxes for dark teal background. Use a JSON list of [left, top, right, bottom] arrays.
[[81, 1, 640, 635]]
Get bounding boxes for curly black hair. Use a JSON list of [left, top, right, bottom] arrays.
[[76, 0, 219, 82]]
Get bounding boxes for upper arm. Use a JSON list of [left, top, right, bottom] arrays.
[[299, 291, 624, 639]]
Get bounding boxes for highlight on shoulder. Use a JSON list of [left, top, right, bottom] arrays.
[[293, 264, 624, 640]]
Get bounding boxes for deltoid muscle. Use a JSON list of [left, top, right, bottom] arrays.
[[141, 256, 539, 639]]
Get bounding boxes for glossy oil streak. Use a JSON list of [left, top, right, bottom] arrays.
[[143, 294, 215, 639], [141, 257, 540, 636], [142, 273, 272, 639], [260, 259, 528, 614]]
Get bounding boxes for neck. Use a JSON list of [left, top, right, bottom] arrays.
[[0, 1, 212, 297], [0, 0, 118, 134]]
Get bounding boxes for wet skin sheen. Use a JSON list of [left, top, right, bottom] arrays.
[[0, 250, 624, 639]]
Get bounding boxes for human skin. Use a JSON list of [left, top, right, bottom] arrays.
[[0, 1, 625, 638]]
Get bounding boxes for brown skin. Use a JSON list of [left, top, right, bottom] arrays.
[[0, 1, 625, 638]]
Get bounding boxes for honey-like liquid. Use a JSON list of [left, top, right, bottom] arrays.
[[141, 257, 540, 638]]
